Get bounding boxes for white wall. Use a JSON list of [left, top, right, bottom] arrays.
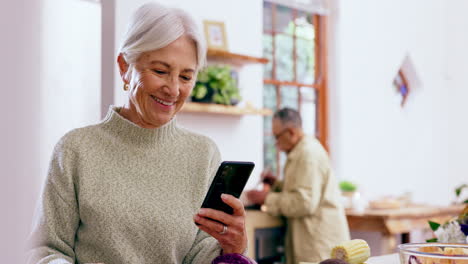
[[446, 0, 468, 203], [40, 0, 102, 182], [0, 0, 42, 262], [1, 0, 102, 261], [329, 0, 467, 206], [112, 0, 265, 189], [327, 0, 468, 254]]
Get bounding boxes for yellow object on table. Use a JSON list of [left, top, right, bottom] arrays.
[[331, 239, 371, 264], [299, 239, 371, 264]]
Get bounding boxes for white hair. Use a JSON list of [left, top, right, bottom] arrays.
[[118, 2, 206, 71]]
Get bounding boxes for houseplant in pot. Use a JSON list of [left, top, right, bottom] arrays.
[[191, 65, 241, 105], [339, 180, 358, 209]]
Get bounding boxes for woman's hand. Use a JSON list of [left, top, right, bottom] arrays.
[[194, 194, 247, 254]]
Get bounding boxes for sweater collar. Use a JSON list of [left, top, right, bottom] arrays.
[[101, 105, 180, 145]]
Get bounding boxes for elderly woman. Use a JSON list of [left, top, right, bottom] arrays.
[[27, 2, 247, 264]]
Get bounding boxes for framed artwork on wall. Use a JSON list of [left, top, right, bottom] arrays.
[[393, 54, 422, 107], [393, 70, 409, 107], [203, 20, 228, 51]]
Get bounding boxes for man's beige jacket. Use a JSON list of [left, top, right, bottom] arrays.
[[264, 136, 350, 264]]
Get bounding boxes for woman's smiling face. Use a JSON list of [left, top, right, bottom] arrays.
[[119, 35, 197, 128]]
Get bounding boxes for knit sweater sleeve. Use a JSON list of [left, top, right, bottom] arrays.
[[183, 141, 223, 264], [27, 136, 80, 264]]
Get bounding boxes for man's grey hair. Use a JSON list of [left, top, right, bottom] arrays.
[[118, 1, 207, 78], [273, 107, 302, 128]]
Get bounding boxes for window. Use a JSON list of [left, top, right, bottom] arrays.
[[262, 1, 328, 177]]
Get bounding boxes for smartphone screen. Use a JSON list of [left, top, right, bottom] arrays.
[[201, 161, 255, 214]]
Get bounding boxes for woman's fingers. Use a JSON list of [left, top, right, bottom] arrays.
[[220, 194, 245, 216], [196, 223, 221, 240], [195, 208, 244, 233], [194, 213, 247, 254], [193, 214, 226, 235], [193, 194, 248, 254], [196, 208, 230, 224], [195, 194, 245, 225]]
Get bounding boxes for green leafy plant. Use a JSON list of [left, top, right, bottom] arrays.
[[428, 221, 440, 231], [191, 65, 241, 105], [425, 205, 468, 243], [424, 184, 468, 242], [339, 180, 357, 192], [455, 184, 468, 204]]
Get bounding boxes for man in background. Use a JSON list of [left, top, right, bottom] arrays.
[[247, 108, 350, 264]]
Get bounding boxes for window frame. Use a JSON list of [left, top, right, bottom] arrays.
[[263, 3, 329, 176]]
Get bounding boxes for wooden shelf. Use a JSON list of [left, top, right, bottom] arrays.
[[207, 49, 269, 66], [191, 50, 269, 117], [181, 102, 272, 116]]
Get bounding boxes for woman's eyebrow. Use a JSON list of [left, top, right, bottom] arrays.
[[182, 69, 195, 74], [149, 60, 195, 73], [149, 60, 170, 67]]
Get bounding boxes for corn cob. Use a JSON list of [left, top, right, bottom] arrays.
[[330, 239, 370, 264]]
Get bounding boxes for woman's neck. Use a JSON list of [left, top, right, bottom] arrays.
[[118, 104, 160, 129]]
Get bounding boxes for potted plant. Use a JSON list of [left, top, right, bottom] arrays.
[[339, 180, 358, 209], [455, 184, 468, 204], [340, 180, 357, 195], [191, 65, 241, 105]]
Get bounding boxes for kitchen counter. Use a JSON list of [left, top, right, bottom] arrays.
[[245, 209, 284, 260], [245, 204, 465, 259], [346, 204, 464, 253]]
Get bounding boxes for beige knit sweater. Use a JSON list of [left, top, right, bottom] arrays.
[[27, 106, 222, 264]]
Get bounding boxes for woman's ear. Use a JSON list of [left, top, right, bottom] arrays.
[[117, 53, 129, 81]]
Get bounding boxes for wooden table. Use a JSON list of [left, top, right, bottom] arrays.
[[346, 204, 465, 254]]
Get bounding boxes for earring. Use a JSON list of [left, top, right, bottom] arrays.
[[123, 83, 129, 91]]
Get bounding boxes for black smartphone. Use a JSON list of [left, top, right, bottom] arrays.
[[200, 161, 255, 214]]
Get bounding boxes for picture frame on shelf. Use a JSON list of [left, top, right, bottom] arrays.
[[203, 20, 228, 51]]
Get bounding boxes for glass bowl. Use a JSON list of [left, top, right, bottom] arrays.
[[398, 243, 468, 264]]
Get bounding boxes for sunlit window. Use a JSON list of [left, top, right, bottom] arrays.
[[262, 1, 326, 176]]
